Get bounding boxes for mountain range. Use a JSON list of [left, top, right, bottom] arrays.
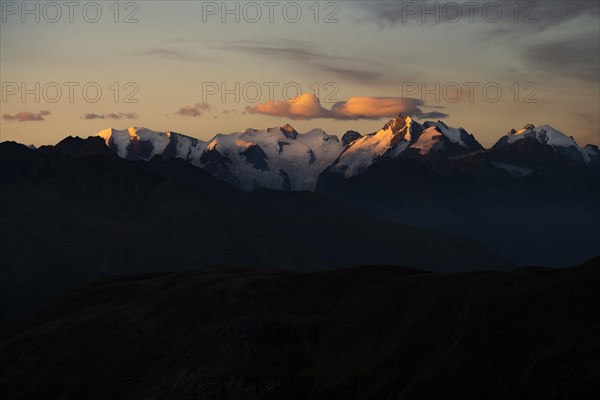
[[1, 116, 598, 321], [53, 116, 600, 267], [88, 116, 599, 191]]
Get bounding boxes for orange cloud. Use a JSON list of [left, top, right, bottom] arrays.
[[82, 112, 138, 120], [330, 97, 422, 119], [246, 94, 447, 120], [246, 93, 328, 119], [175, 103, 212, 117], [2, 110, 50, 122]]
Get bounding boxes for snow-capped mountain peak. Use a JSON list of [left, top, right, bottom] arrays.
[[98, 127, 188, 159], [382, 114, 413, 134], [422, 121, 468, 148], [92, 119, 597, 191], [329, 114, 421, 177], [495, 124, 598, 164], [413, 121, 483, 156], [411, 126, 445, 155], [95, 124, 343, 191], [330, 115, 482, 176], [506, 124, 578, 148]]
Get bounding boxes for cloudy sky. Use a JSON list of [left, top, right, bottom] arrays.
[[1, 0, 598, 147]]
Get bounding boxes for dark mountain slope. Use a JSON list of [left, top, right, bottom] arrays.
[[1, 258, 598, 400], [0, 140, 507, 322], [316, 139, 600, 267], [38, 135, 114, 157]]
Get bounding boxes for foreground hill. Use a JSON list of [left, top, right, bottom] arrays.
[[1, 258, 598, 400]]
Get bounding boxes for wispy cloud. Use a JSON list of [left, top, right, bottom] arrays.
[[214, 39, 382, 83], [3, 110, 50, 122], [175, 102, 212, 117], [141, 47, 212, 62], [354, 1, 599, 87], [82, 112, 138, 120], [520, 35, 600, 84], [355, 0, 599, 29], [246, 94, 448, 120]]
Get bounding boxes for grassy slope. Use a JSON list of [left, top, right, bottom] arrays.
[[1, 258, 599, 400]]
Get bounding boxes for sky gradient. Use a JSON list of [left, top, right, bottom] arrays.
[[1, 0, 599, 148]]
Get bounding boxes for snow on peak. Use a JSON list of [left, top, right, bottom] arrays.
[[95, 125, 343, 191], [97, 127, 136, 158], [502, 123, 596, 164], [207, 126, 343, 190], [383, 114, 413, 135], [93, 119, 596, 190], [411, 126, 444, 155], [331, 116, 481, 176], [410, 121, 477, 155], [331, 114, 419, 177], [97, 127, 174, 158], [506, 124, 578, 148], [582, 145, 600, 164], [422, 121, 469, 148]]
